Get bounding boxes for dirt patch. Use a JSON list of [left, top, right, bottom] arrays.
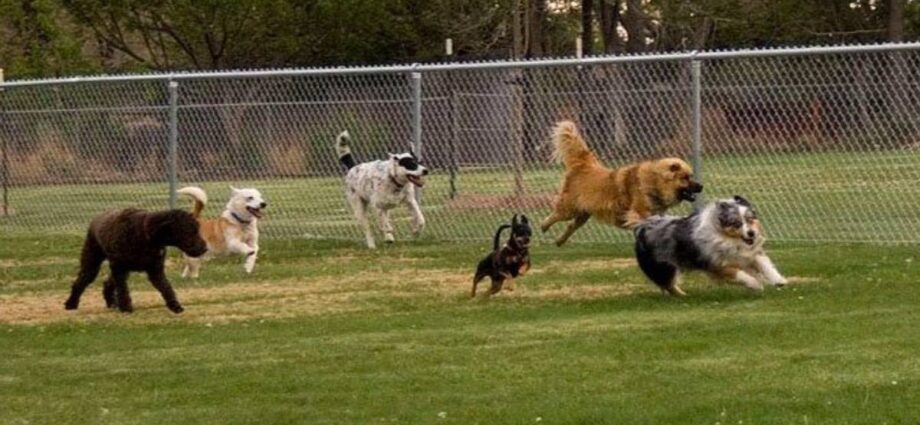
[[537, 258, 636, 273], [445, 193, 554, 210], [0, 257, 74, 269], [0, 257, 645, 326]]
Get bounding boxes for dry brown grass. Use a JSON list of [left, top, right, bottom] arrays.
[[0, 259, 651, 325]]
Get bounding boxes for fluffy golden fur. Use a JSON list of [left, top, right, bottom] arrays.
[[541, 120, 703, 246]]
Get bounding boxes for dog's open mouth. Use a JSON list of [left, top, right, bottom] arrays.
[[247, 207, 263, 219], [742, 236, 756, 246], [407, 175, 425, 187], [678, 189, 698, 202]]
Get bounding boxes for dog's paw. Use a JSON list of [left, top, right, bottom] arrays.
[[772, 277, 788, 288], [63, 300, 79, 310], [118, 305, 134, 314], [168, 303, 185, 314]]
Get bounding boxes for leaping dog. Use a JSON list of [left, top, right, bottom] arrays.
[[335, 130, 428, 249]]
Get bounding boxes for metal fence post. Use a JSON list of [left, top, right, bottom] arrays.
[[410, 70, 423, 202], [0, 68, 8, 218], [167, 80, 179, 209], [690, 59, 703, 209], [449, 90, 458, 199]]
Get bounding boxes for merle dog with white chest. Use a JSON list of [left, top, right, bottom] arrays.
[[335, 130, 428, 249], [634, 196, 787, 296]]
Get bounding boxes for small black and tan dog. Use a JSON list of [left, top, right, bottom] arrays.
[[472, 214, 532, 297], [64, 208, 208, 314]]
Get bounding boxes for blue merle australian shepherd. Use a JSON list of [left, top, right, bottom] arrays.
[[634, 196, 787, 296]]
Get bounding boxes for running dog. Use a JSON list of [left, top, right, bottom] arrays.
[[64, 208, 207, 313], [177, 186, 266, 277], [541, 120, 703, 246], [472, 214, 532, 297], [634, 195, 787, 296], [335, 130, 428, 249]]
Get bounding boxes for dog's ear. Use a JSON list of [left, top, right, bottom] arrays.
[[669, 162, 682, 172], [733, 195, 752, 207], [230, 186, 241, 195], [511, 214, 519, 226], [519, 215, 529, 225]]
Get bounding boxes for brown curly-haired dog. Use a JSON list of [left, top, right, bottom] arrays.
[[64, 208, 207, 314], [541, 121, 703, 246]]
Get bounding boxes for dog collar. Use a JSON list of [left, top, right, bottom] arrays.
[[230, 212, 252, 224], [388, 175, 405, 190]]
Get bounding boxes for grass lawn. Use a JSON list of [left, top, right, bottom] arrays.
[[0, 235, 917, 424]]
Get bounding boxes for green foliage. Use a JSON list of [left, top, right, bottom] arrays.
[[1, 1, 918, 78]]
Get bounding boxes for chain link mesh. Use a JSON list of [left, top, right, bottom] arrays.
[[2, 46, 919, 244]]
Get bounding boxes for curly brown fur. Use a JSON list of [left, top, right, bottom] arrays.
[[542, 120, 703, 246], [472, 215, 532, 297], [64, 208, 207, 314]]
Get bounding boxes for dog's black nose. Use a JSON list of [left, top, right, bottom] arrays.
[[422, 169, 429, 176], [692, 182, 704, 192], [260, 202, 267, 208], [746, 230, 755, 238]]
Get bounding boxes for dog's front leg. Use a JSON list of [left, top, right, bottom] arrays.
[[244, 243, 259, 274], [147, 266, 183, 313], [717, 267, 764, 291], [405, 195, 425, 237], [227, 239, 257, 273], [755, 255, 787, 287], [377, 208, 395, 244]]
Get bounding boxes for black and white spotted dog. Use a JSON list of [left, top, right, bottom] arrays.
[[336, 130, 428, 249], [634, 195, 787, 296]]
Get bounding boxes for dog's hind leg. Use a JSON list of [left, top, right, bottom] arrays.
[[350, 196, 376, 249], [541, 209, 568, 233], [183, 255, 202, 278], [147, 266, 184, 313], [554, 212, 590, 247], [488, 277, 505, 296], [109, 266, 134, 313], [376, 208, 395, 244], [64, 232, 105, 310]]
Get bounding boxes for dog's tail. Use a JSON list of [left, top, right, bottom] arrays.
[[336, 130, 357, 170], [177, 186, 207, 218], [550, 120, 598, 170], [492, 224, 512, 252]]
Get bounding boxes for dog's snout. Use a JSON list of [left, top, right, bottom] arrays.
[[691, 181, 704, 193], [259, 202, 267, 208], [746, 230, 755, 238], [422, 169, 429, 176]]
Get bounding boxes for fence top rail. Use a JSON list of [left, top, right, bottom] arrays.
[[2, 42, 920, 89]]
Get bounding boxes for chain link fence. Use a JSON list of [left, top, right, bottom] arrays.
[[2, 44, 919, 244]]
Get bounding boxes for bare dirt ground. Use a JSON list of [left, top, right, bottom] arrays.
[[0, 259, 658, 325]]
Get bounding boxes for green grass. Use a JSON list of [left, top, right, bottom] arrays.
[[1, 234, 918, 424], [2, 149, 920, 243]]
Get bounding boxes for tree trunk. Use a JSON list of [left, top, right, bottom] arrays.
[[527, 0, 546, 57], [512, 0, 525, 58], [888, 0, 905, 42], [599, 0, 621, 54], [581, 0, 594, 55], [622, 0, 647, 53]]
